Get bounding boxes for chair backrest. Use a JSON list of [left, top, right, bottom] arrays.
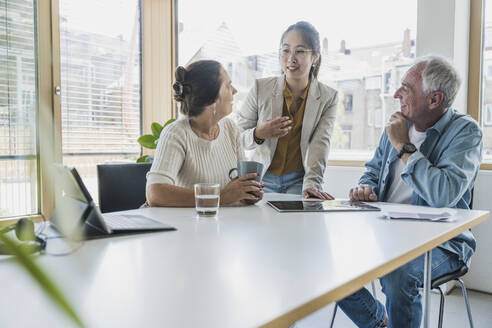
[[97, 163, 152, 213]]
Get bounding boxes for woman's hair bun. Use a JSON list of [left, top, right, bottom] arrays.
[[173, 81, 185, 102], [175, 66, 187, 82], [172, 60, 222, 117], [173, 66, 191, 102]]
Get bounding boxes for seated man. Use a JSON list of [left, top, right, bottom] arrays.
[[337, 56, 483, 328]]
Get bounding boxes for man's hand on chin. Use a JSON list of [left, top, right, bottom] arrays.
[[385, 112, 410, 151]]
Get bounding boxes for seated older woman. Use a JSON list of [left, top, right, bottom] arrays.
[[146, 60, 263, 206]]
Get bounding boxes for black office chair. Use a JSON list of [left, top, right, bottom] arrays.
[[329, 269, 474, 327], [432, 265, 474, 327], [432, 188, 475, 327], [97, 163, 152, 213]]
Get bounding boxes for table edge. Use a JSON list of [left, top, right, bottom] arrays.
[[260, 211, 490, 328]]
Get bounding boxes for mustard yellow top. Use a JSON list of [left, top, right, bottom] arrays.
[[267, 82, 309, 175]]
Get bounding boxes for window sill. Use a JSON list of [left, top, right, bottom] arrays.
[[0, 215, 45, 228], [327, 160, 366, 167], [480, 163, 492, 170], [327, 161, 492, 170]]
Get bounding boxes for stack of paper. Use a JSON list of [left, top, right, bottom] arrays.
[[383, 211, 455, 222]]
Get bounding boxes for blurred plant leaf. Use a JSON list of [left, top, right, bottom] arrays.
[[137, 118, 176, 162], [151, 122, 163, 139], [163, 118, 176, 128], [0, 233, 83, 327], [138, 135, 157, 149], [137, 155, 149, 163]]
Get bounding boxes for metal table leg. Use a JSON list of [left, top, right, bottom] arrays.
[[422, 250, 432, 328]]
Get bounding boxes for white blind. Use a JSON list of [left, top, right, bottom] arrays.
[[0, 0, 38, 218], [59, 0, 141, 155]]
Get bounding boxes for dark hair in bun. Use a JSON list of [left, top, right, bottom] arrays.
[[173, 66, 191, 102], [173, 60, 223, 117]]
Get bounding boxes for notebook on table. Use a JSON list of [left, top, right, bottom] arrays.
[[50, 164, 176, 239], [267, 200, 381, 213]]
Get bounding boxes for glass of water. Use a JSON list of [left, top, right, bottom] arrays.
[[194, 183, 220, 217]]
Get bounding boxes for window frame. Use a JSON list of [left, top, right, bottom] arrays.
[[468, 0, 491, 170], [0, 0, 176, 223], [4, 0, 491, 223]]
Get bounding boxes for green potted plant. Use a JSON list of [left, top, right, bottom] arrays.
[[137, 118, 176, 163]]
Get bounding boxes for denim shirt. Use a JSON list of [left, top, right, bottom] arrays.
[[359, 109, 483, 266]]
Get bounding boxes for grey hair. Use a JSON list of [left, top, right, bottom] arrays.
[[414, 55, 461, 109]]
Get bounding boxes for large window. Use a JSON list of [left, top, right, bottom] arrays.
[[59, 0, 142, 200], [177, 0, 417, 160], [0, 0, 38, 218]]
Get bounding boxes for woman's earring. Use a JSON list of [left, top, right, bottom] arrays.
[[213, 109, 217, 116]]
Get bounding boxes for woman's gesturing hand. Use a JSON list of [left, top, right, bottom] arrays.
[[302, 188, 334, 200], [254, 116, 292, 140], [220, 173, 264, 205]]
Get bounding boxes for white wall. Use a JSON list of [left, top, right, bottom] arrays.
[[465, 170, 492, 292], [453, 0, 471, 114], [416, 0, 470, 114], [416, 0, 455, 59], [323, 166, 365, 198]]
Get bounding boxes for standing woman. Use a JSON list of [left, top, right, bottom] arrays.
[[237, 21, 337, 199], [146, 60, 263, 207]]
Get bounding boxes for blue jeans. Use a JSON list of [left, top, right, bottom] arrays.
[[337, 248, 463, 328], [262, 169, 304, 194]]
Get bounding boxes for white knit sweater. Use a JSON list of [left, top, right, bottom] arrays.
[[146, 117, 245, 190]]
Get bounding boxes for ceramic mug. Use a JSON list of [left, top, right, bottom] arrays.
[[228, 161, 263, 182]]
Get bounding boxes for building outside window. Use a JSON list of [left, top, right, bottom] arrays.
[[487, 63, 492, 80], [59, 0, 142, 201], [374, 108, 383, 129], [367, 109, 374, 127], [481, 3, 492, 162], [343, 94, 353, 112], [0, 0, 143, 218], [485, 104, 492, 126], [365, 75, 381, 90], [177, 0, 417, 161]]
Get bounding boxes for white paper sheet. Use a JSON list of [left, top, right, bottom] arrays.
[[382, 211, 456, 222]]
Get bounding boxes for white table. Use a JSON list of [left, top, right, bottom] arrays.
[[0, 194, 489, 328]]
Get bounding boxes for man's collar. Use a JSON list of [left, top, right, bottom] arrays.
[[426, 108, 454, 134]]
